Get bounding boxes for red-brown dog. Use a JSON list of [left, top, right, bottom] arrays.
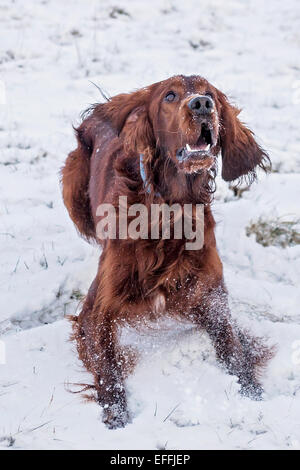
[[62, 75, 273, 429]]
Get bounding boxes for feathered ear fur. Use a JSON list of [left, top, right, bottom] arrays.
[[123, 106, 155, 155], [217, 91, 271, 184], [61, 120, 95, 240], [96, 89, 155, 154]]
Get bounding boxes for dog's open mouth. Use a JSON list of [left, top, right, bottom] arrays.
[[176, 122, 216, 162]]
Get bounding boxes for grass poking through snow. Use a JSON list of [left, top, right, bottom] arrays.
[[246, 216, 300, 248]]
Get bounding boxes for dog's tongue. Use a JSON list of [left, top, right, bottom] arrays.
[[197, 141, 208, 150], [196, 134, 210, 150]]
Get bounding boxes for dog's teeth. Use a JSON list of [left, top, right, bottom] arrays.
[[186, 143, 211, 153]]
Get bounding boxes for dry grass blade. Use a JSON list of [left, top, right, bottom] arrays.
[[246, 216, 300, 248]]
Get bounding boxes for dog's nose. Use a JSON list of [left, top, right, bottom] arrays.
[[188, 95, 214, 115]]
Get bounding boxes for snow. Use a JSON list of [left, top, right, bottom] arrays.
[[0, 0, 300, 450]]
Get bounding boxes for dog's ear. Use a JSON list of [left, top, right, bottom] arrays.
[[123, 106, 155, 154], [96, 88, 155, 154], [217, 90, 270, 183], [61, 118, 95, 240]]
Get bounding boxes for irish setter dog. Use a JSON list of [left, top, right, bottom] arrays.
[[62, 75, 273, 429]]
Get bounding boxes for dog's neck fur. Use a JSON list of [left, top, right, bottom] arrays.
[[145, 150, 217, 205], [115, 143, 217, 207]]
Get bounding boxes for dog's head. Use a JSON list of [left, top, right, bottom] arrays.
[[98, 75, 270, 185]]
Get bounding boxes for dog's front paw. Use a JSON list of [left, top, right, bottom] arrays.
[[240, 382, 264, 401], [102, 404, 130, 429]]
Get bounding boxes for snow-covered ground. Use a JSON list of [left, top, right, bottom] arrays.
[[1, 0, 300, 450]]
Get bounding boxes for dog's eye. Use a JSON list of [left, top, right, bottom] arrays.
[[165, 91, 176, 102]]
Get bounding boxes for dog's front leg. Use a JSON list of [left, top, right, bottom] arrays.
[[93, 313, 129, 429], [75, 297, 130, 429], [191, 283, 271, 399]]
